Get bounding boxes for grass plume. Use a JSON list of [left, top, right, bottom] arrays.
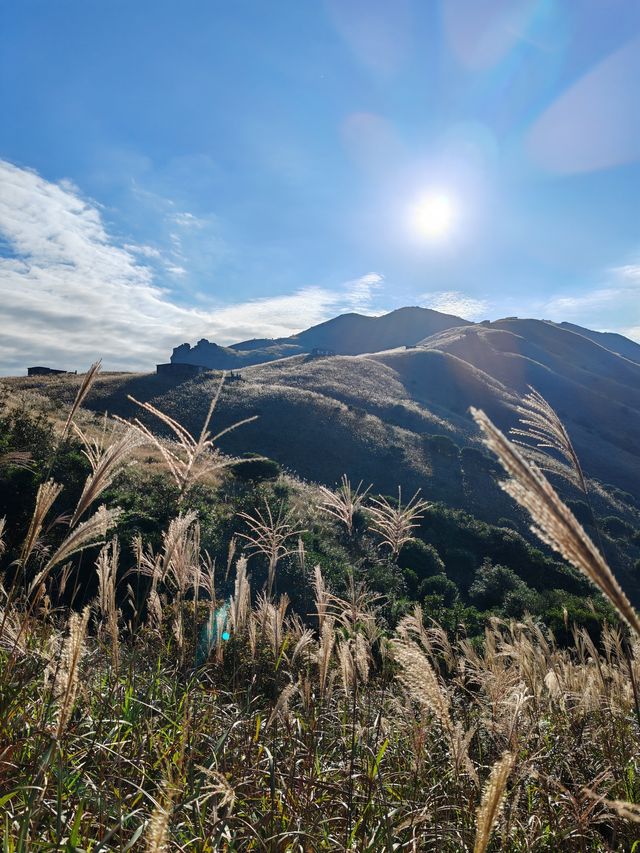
[[471, 406, 640, 638]]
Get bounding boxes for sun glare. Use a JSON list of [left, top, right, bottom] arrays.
[[410, 192, 455, 240]]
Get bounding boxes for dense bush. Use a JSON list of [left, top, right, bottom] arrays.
[[600, 514, 636, 540], [423, 433, 459, 457], [469, 559, 539, 614], [419, 572, 459, 606], [233, 451, 281, 482], [460, 445, 499, 472], [397, 538, 445, 579]]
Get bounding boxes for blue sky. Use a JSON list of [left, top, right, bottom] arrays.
[[1, 0, 640, 372]]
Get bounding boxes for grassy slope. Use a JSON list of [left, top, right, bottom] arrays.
[[4, 335, 639, 536], [414, 320, 640, 495]]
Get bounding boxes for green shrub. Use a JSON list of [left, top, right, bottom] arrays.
[[566, 499, 593, 527], [419, 573, 459, 607], [460, 446, 499, 472], [600, 515, 635, 540], [469, 559, 539, 616], [424, 434, 459, 458], [397, 539, 445, 579], [233, 452, 281, 482]]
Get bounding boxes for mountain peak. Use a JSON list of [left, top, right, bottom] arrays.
[[170, 306, 470, 369]]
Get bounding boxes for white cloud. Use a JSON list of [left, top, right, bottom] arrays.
[[172, 211, 206, 228], [0, 161, 383, 374], [123, 243, 162, 259], [341, 272, 384, 312], [165, 265, 188, 278], [542, 266, 640, 342], [421, 290, 488, 320]]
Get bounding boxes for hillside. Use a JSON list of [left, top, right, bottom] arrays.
[[5, 312, 640, 600], [557, 321, 640, 364], [170, 305, 470, 369]]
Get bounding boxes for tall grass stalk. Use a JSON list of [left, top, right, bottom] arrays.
[[471, 407, 640, 638]]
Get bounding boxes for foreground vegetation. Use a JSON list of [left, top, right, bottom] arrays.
[[1, 368, 640, 850]]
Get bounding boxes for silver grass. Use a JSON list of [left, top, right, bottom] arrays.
[[52, 606, 90, 738], [297, 535, 305, 572], [163, 516, 200, 597], [0, 603, 25, 655], [583, 792, 640, 823], [396, 603, 431, 651], [225, 534, 237, 581], [317, 615, 336, 696], [511, 387, 585, 485], [229, 556, 251, 632], [61, 361, 101, 441], [196, 766, 236, 813], [471, 407, 640, 638], [313, 564, 330, 633], [367, 487, 429, 558], [354, 632, 370, 684], [391, 639, 452, 732], [337, 637, 355, 694], [289, 628, 315, 666], [147, 587, 164, 631], [145, 782, 173, 853], [511, 387, 605, 555], [95, 537, 120, 669], [237, 500, 305, 597], [0, 450, 33, 471], [29, 505, 121, 595], [58, 561, 74, 598], [20, 479, 63, 568], [266, 680, 298, 728], [247, 611, 258, 659], [473, 751, 515, 853], [125, 373, 257, 499], [195, 552, 216, 615], [318, 474, 371, 535], [133, 512, 199, 588], [71, 421, 145, 525]]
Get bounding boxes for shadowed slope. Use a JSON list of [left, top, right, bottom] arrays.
[[557, 321, 640, 365], [171, 306, 470, 369]]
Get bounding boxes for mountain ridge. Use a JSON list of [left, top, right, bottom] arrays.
[[7, 308, 640, 502], [168, 305, 640, 376], [170, 305, 472, 369]]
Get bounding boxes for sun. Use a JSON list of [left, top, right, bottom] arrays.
[[410, 192, 455, 240]]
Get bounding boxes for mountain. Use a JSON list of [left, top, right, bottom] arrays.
[[555, 322, 640, 364], [7, 310, 640, 578], [170, 306, 470, 369]]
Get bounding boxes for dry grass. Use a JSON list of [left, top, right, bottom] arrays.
[[124, 372, 257, 500], [318, 475, 371, 536], [367, 487, 429, 558], [3, 556, 639, 849], [237, 499, 306, 597], [1, 385, 640, 850], [472, 406, 640, 638]]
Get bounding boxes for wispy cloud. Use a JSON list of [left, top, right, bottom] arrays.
[[172, 211, 206, 228], [421, 290, 488, 320], [541, 265, 640, 342], [0, 161, 383, 374], [341, 272, 384, 311]]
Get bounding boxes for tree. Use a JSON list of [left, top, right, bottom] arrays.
[[398, 539, 445, 579], [234, 453, 281, 483], [419, 573, 459, 607], [469, 559, 539, 616]]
